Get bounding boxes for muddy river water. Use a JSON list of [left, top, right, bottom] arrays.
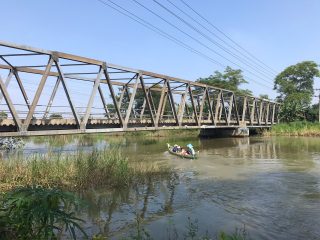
[[9, 135, 320, 239]]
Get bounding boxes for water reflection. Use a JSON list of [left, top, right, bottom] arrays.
[[4, 135, 320, 239]]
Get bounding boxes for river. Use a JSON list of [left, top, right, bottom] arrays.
[[8, 135, 320, 239]]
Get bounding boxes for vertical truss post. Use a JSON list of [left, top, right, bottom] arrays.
[[118, 86, 126, 110], [246, 98, 252, 125], [98, 85, 110, 118], [23, 57, 54, 131], [140, 97, 146, 121], [227, 94, 234, 125], [242, 96, 247, 123], [148, 90, 157, 115], [43, 76, 60, 119], [214, 91, 222, 124], [0, 70, 13, 103], [155, 79, 167, 127], [255, 99, 260, 125], [232, 94, 240, 125], [198, 88, 207, 126], [178, 86, 188, 126], [205, 88, 215, 125], [139, 74, 155, 126], [124, 87, 135, 117], [188, 84, 199, 126], [80, 67, 103, 129], [166, 80, 178, 126], [220, 92, 228, 125], [13, 69, 31, 109], [160, 92, 168, 120], [250, 98, 256, 124], [271, 103, 276, 124], [103, 65, 124, 127], [265, 103, 270, 125], [124, 75, 139, 129], [54, 56, 81, 129], [0, 75, 22, 131]]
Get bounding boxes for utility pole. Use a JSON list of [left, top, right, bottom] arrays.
[[315, 89, 320, 123]]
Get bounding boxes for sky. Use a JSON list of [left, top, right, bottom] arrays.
[[1, 0, 320, 106]]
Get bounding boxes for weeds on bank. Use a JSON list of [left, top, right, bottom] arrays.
[[125, 216, 248, 240], [0, 186, 86, 240], [264, 121, 320, 136], [0, 147, 171, 192]]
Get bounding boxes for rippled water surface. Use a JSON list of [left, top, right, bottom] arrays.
[[9, 135, 320, 239]]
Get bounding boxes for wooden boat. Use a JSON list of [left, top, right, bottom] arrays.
[[167, 143, 198, 159]]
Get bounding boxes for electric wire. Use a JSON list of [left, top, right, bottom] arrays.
[[163, 0, 276, 78], [97, 0, 273, 89], [179, 0, 278, 74], [131, 0, 274, 86]]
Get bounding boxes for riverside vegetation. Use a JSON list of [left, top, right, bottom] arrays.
[[0, 144, 249, 239], [264, 121, 320, 136], [0, 147, 171, 192]]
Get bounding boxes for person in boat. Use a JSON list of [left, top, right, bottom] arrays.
[[172, 144, 181, 153], [186, 144, 195, 156]]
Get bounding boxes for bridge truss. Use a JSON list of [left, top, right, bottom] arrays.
[[0, 41, 280, 136]]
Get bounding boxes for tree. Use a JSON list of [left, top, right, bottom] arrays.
[[259, 94, 269, 100], [274, 61, 320, 122], [197, 66, 252, 95]]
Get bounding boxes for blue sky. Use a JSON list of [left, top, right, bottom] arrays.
[[1, 0, 320, 102]]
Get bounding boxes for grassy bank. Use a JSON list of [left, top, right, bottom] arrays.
[[264, 121, 320, 136], [0, 148, 171, 192]]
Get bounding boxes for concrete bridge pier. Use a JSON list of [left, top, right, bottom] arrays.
[[199, 127, 250, 138]]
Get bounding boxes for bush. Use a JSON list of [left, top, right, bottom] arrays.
[[0, 186, 86, 240], [0, 111, 8, 120], [49, 113, 63, 119]]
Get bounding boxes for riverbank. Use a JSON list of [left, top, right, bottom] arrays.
[[0, 147, 171, 192], [264, 121, 320, 136]]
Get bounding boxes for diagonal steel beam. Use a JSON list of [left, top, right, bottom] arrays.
[[232, 94, 240, 125], [124, 75, 139, 129], [43, 76, 60, 119], [188, 84, 199, 126], [0, 75, 22, 131], [205, 89, 215, 125], [198, 88, 207, 125], [13, 69, 31, 110], [54, 58, 81, 128], [23, 57, 54, 131], [0, 70, 13, 103], [155, 79, 167, 127], [81, 67, 103, 129], [166, 80, 178, 125], [140, 74, 155, 126], [98, 85, 110, 119], [103, 65, 124, 127]]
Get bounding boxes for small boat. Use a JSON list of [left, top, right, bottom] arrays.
[[167, 143, 198, 159]]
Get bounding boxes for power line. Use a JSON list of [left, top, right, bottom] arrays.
[[164, 0, 276, 77], [179, 0, 278, 74], [152, 0, 275, 81], [96, 0, 273, 89], [131, 0, 274, 86]]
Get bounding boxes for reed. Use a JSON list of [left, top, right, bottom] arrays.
[[264, 121, 320, 136], [0, 148, 171, 192]]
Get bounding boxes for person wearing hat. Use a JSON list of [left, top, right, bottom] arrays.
[[186, 144, 195, 156]]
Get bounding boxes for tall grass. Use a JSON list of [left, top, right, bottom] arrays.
[[0, 186, 86, 240], [264, 121, 320, 136], [0, 148, 171, 192]]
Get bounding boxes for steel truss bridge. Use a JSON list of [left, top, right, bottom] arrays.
[[0, 41, 280, 137]]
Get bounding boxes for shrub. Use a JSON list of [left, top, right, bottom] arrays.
[[0, 186, 86, 240]]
